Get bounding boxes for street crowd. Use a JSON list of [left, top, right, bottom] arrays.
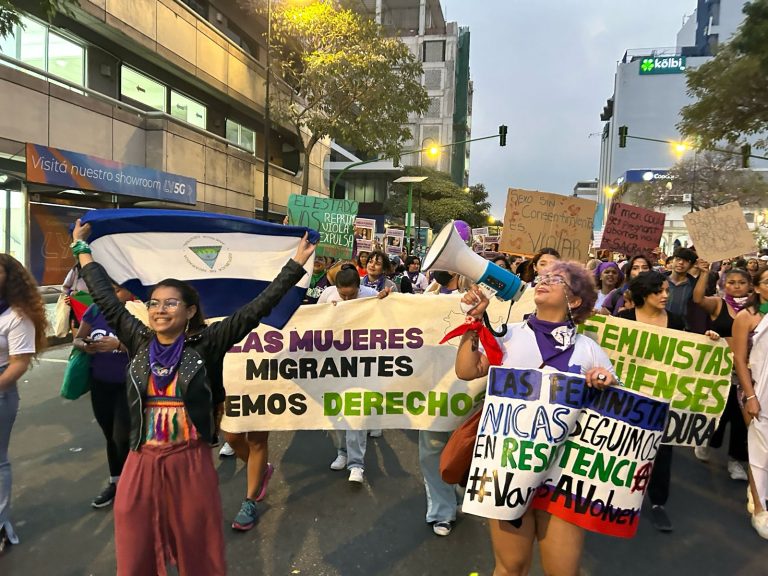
[[0, 219, 766, 576]]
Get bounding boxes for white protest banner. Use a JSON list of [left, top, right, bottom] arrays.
[[579, 314, 730, 446], [221, 294, 525, 432], [463, 367, 668, 538], [683, 201, 757, 262]]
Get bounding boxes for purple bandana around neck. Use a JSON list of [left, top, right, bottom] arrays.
[[439, 286, 455, 294], [149, 332, 186, 392], [362, 275, 386, 292], [526, 314, 577, 371], [724, 294, 749, 314]]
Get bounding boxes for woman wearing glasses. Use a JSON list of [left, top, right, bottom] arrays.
[[455, 262, 617, 576], [70, 219, 315, 576]]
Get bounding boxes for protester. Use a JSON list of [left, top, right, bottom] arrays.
[[304, 256, 332, 305], [618, 270, 720, 533], [455, 262, 617, 575], [519, 248, 560, 285], [732, 266, 768, 539], [692, 261, 750, 481], [62, 259, 89, 334], [356, 251, 369, 277], [747, 258, 760, 281], [319, 265, 380, 484], [491, 256, 511, 271], [389, 256, 413, 294], [362, 250, 398, 295], [593, 261, 623, 311], [600, 255, 651, 315], [73, 284, 133, 509], [0, 255, 47, 553], [586, 258, 601, 272], [404, 256, 429, 293], [71, 219, 315, 574]]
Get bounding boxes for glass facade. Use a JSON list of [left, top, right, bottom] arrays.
[[171, 90, 207, 129], [121, 65, 166, 111], [226, 119, 256, 153]]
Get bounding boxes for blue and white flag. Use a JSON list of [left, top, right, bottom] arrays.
[[80, 209, 319, 328]]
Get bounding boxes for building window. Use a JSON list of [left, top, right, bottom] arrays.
[[426, 97, 441, 118], [423, 40, 445, 62], [48, 32, 84, 86], [179, 0, 208, 18], [226, 119, 256, 153], [171, 90, 207, 129], [121, 65, 166, 111], [710, 1, 720, 26], [424, 69, 441, 90]]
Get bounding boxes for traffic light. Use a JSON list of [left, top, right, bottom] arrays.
[[498, 125, 507, 147], [618, 125, 628, 148], [742, 144, 752, 168]]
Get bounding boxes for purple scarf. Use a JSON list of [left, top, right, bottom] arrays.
[[526, 314, 577, 372], [725, 294, 749, 314], [362, 275, 386, 292], [439, 286, 455, 294], [149, 333, 186, 392]]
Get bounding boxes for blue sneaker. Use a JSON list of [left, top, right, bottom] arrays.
[[232, 499, 258, 531]]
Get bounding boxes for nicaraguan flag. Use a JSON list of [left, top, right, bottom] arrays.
[[80, 209, 318, 328]]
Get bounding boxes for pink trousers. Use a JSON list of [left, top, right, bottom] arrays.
[[114, 440, 226, 576]]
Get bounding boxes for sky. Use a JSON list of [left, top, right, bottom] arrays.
[[441, 0, 696, 218]]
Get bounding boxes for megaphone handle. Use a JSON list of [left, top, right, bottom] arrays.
[[459, 284, 497, 315]]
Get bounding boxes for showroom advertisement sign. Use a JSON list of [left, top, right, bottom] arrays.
[[26, 143, 196, 205]]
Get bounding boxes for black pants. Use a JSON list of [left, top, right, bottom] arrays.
[[709, 384, 748, 462], [648, 445, 673, 506], [90, 379, 130, 478]]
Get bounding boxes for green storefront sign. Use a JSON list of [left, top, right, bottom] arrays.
[[639, 56, 686, 75]]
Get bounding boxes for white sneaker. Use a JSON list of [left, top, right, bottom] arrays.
[[728, 460, 749, 481], [432, 521, 452, 537], [752, 511, 768, 539], [348, 467, 364, 484], [748, 486, 755, 515], [219, 442, 235, 457], [369, 429, 382, 438], [694, 446, 710, 462], [330, 454, 347, 471]]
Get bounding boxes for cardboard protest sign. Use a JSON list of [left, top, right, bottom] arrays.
[[600, 203, 665, 256], [287, 195, 358, 259], [385, 228, 405, 255], [683, 201, 757, 262], [462, 367, 668, 538], [500, 189, 596, 261], [579, 315, 731, 446], [220, 294, 521, 432], [353, 218, 375, 254]]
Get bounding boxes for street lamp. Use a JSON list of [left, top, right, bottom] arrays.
[[672, 140, 697, 212], [393, 175, 428, 253]]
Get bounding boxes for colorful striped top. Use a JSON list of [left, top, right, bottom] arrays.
[[144, 375, 198, 445]]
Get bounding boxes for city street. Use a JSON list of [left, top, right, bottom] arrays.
[[0, 344, 764, 576]]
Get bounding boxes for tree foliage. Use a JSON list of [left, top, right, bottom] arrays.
[[679, 0, 768, 150], [632, 150, 768, 211], [385, 166, 491, 232], [267, 2, 429, 194], [0, 0, 77, 39]]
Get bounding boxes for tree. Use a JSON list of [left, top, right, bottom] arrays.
[[631, 150, 768, 211], [385, 166, 491, 232], [0, 0, 77, 39], [678, 0, 768, 150], [266, 2, 429, 195]]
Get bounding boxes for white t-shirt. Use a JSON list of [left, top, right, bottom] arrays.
[[0, 308, 36, 366], [595, 291, 610, 310], [482, 321, 616, 376], [317, 285, 378, 304]]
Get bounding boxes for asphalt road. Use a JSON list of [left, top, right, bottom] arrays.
[[0, 344, 765, 576]]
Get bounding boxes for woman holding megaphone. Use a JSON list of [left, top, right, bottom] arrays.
[[454, 261, 617, 576]]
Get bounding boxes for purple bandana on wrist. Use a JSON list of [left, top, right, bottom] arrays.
[[149, 332, 186, 392], [526, 314, 577, 372]]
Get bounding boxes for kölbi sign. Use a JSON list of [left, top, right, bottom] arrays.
[[638, 56, 686, 75]]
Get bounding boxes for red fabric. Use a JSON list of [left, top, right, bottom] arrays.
[[114, 440, 226, 576], [439, 320, 503, 366]]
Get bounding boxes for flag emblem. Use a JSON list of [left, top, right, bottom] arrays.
[[183, 236, 232, 273]]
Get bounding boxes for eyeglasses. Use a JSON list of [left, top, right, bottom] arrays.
[[538, 274, 572, 290], [146, 298, 182, 311]]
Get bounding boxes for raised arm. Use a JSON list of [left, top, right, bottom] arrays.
[[455, 285, 491, 381], [693, 258, 720, 316]]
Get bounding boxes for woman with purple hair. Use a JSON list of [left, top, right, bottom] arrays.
[[594, 261, 624, 311], [455, 261, 618, 576]]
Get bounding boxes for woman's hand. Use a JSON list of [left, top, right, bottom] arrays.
[[73, 219, 91, 242], [461, 285, 490, 320], [584, 367, 617, 390], [704, 330, 721, 342], [746, 396, 761, 420], [90, 336, 121, 353], [291, 232, 317, 266], [377, 287, 392, 299]]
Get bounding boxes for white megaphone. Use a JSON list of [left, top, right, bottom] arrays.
[[422, 220, 525, 306]]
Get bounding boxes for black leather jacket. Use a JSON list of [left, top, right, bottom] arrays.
[[81, 260, 307, 450]]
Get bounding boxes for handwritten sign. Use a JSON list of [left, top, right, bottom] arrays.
[[463, 367, 668, 538], [600, 202, 665, 256], [579, 314, 730, 446], [287, 195, 358, 259], [500, 189, 596, 260], [683, 201, 756, 262]]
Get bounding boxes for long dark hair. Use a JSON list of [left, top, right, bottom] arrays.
[[746, 267, 768, 314], [151, 279, 206, 333], [0, 254, 48, 355]]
